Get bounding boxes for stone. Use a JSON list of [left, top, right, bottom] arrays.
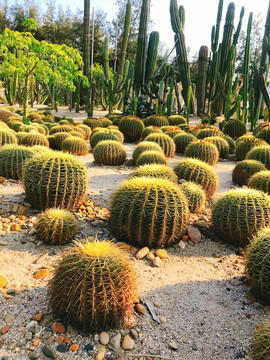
[[46, 337, 55, 345], [56, 344, 67, 353], [1, 326, 10, 334], [34, 269, 50, 280], [29, 351, 39, 359], [178, 241, 186, 250], [4, 315, 14, 323], [99, 332, 109, 345], [2, 225, 10, 233], [25, 332, 33, 340], [182, 235, 189, 242], [129, 247, 138, 255], [169, 341, 178, 350], [17, 205, 26, 215], [135, 247, 149, 260], [109, 333, 121, 351], [116, 242, 131, 251], [70, 343, 79, 352], [152, 257, 163, 268], [39, 314, 54, 327], [56, 336, 64, 344], [146, 251, 155, 261], [135, 303, 146, 315], [32, 313, 43, 322], [264, 306, 270, 314], [66, 324, 78, 336], [0, 109, 21, 123], [154, 301, 161, 307], [28, 228, 37, 236], [11, 224, 21, 231], [187, 226, 202, 243], [42, 345, 57, 359], [193, 220, 208, 229], [160, 316, 167, 323], [63, 336, 70, 344], [84, 343, 94, 352], [0, 241, 8, 246], [0, 276, 7, 288], [96, 352, 105, 360], [155, 249, 168, 259], [51, 322, 66, 334], [130, 329, 138, 340], [121, 335, 134, 350], [33, 339, 41, 346], [26, 321, 38, 332]]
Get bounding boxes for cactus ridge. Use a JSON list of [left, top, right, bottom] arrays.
[[0, 129, 17, 146], [206, 136, 230, 158], [93, 140, 126, 165], [184, 139, 219, 165], [174, 133, 196, 154], [144, 133, 176, 158], [90, 131, 119, 148], [142, 126, 163, 139], [119, 116, 145, 143], [21, 133, 49, 147], [132, 141, 164, 163], [223, 119, 247, 138], [0, 145, 34, 180], [232, 160, 266, 186]]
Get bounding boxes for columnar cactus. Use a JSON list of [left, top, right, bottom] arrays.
[[119, 116, 145, 142], [110, 177, 189, 248], [248, 171, 270, 194], [223, 119, 247, 138], [144, 114, 169, 127], [235, 138, 267, 161], [167, 115, 186, 125], [206, 136, 230, 158], [62, 137, 89, 156], [21, 133, 49, 147], [174, 133, 196, 154], [232, 160, 266, 186], [144, 133, 176, 158], [197, 45, 209, 115], [49, 240, 138, 332], [246, 146, 270, 169], [129, 164, 178, 183], [132, 141, 164, 164], [136, 150, 168, 166], [179, 182, 206, 213], [212, 188, 270, 246], [93, 140, 126, 165], [184, 139, 219, 165], [0, 145, 34, 180], [90, 132, 119, 148], [142, 126, 163, 139]]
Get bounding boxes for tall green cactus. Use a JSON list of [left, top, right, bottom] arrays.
[[145, 31, 159, 84], [211, 0, 223, 52], [197, 46, 209, 115], [233, 7, 245, 45], [103, 36, 110, 81], [179, 5, 185, 32], [119, 0, 132, 75], [224, 45, 235, 121], [166, 78, 174, 117]]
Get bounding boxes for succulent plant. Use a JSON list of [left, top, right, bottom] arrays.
[[59, 119, 71, 125], [144, 133, 176, 158], [49, 240, 138, 332], [23, 152, 87, 210], [167, 115, 186, 125], [98, 117, 113, 127], [144, 114, 169, 127], [254, 122, 270, 137], [83, 118, 103, 130], [90, 131, 119, 148], [129, 164, 178, 183], [142, 126, 163, 140], [28, 112, 43, 121], [77, 124, 91, 140], [223, 119, 247, 138], [16, 132, 27, 145], [65, 117, 75, 124], [32, 146, 51, 154], [93, 140, 126, 165], [179, 181, 206, 213], [174, 133, 196, 154], [49, 125, 73, 135], [0, 129, 17, 146], [246, 146, 270, 169], [212, 188, 270, 246], [174, 158, 219, 200], [18, 125, 38, 133], [119, 116, 145, 142], [205, 136, 230, 159], [236, 134, 256, 145], [248, 170, 270, 194], [235, 138, 268, 161], [47, 135, 57, 149], [184, 139, 219, 165], [197, 127, 222, 139], [21, 133, 49, 147], [36, 208, 79, 245], [136, 150, 168, 166], [132, 141, 164, 164], [232, 160, 266, 186], [62, 137, 89, 156], [0, 145, 34, 180], [256, 127, 270, 145], [69, 131, 85, 139], [164, 127, 183, 139], [251, 316, 270, 360], [110, 177, 189, 248], [108, 129, 124, 144]]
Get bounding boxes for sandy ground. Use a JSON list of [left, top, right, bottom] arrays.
[[0, 106, 265, 360]]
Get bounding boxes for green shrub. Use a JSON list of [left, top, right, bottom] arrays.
[[144, 114, 169, 127], [119, 116, 145, 142], [93, 140, 126, 165], [0, 129, 17, 146], [179, 182, 206, 213], [235, 138, 267, 161], [136, 150, 168, 166], [142, 126, 163, 139], [21, 133, 49, 147], [248, 170, 270, 194], [129, 164, 178, 183], [90, 131, 119, 148], [132, 141, 164, 164], [167, 115, 186, 125], [0, 145, 34, 179], [205, 136, 230, 159], [174, 133, 196, 154], [62, 137, 89, 156], [246, 146, 270, 169], [144, 133, 176, 158], [184, 139, 219, 165], [223, 119, 247, 138], [232, 160, 266, 186]]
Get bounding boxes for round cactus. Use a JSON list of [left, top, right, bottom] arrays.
[[66, 117, 75, 124], [109, 129, 124, 144], [235, 138, 267, 161], [32, 145, 51, 154], [36, 208, 79, 245], [49, 240, 138, 332], [21, 133, 49, 147], [144, 114, 169, 127], [93, 140, 126, 165], [109, 177, 189, 248], [129, 164, 178, 183], [98, 117, 113, 127], [90, 131, 119, 148], [77, 124, 91, 140], [18, 124, 38, 133], [184, 139, 219, 165], [174, 133, 196, 154], [167, 115, 186, 125], [223, 119, 247, 138], [236, 134, 256, 145], [256, 127, 270, 144], [254, 122, 270, 136], [47, 135, 57, 149], [205, 136, 229, 159], [144, 133, 176, 158], [49, 125, 72, 135], [59, 119, 70, 125], [251, 317, 270, 360], [232, 160, 266, 186], [142, 126, 163, 140], [119, 116, 145, 142], [179, 182, 206, 213], [69, 131, 85, 139], [174, 158, 219, 200], [62, 137, 89, 156], [29, 112, 43, 121], [132, 141, 164, 164], [0, 145, 34, 180], [23, 152, 87, 210], [164, 127, 183, 139], [136, 150, 168, 166], [212, 188, 270, 246], [83, 118, 103, 129], [248, 170, 270, 194], [197, 127, 222, 139], [0, 129, 17, 146], [16, 132, 27, 145], [246, 146, 270, 169]]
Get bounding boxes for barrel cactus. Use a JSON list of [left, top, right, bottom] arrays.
[[184, 139, 219, 165], [69, 131, 85, 139], [248, 171, 270, 194], [246, 146, 270, 169], [77, 124, 91, 140], [0, 145, 34, 180], [49, 240, 138, 332], [62, 137, 89, 156], [136, 150, 168, 166], [99, 118, 113, 127], [132, 141, 164, 164], [232, 160, 266, 186], [144, 114, 169, 127], [83, 118, 103, 130], [167, 115, 186, 125], [174, 158, 219, 200], [254, 122, 270, 137], [49, 125, 72, 135], [93, 140, 126, 165], [0, 129, 17, 146], [223, 119, 247, 138], [119, 116, 145, 142], [212, 188, 270, 246], [197, 127, 222, 139], [107, 129, 124, 144], [129, 164, 178, 183], [235, 138, 267, 161], [256, 127, 270, 145], [142, 126, 163, 140], [109, 177, 189, 248], [164, 127, 183, 139], [179, 182, 206, 213], [174, 133, 196, 154], [90, 132, 119, 148], [23, 152, 87, 210], [16, 132, 27, 145], [47, 135, 57, 149], [206, 136, 230, 159], [59, 119, 71, 125], [251, 317, 270, 360], [21, 133, 49, 147], [144, 133, 176, 158]]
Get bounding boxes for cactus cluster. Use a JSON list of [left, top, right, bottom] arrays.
[[184, 139, 219, 165], [136, 150, 168, 166], [119, 116, 145, 142], [110, 177, 189, 248], [144, 114, 169, 127], [248, 171, 270, 194], [246, 146, 270, 169], [223, 119, 247, 138], [174, 133, 196, 154], [205, 136, 230, 159], [0, 145, 34, 180], [179, 182, 206, 213], [21, 133, 49, 147], [93, 140, 126, 165], [62, 137, 89, 156], [235, 137, 267, 161], [145, 133, 176, 158], [232, 160, 266, 186], [212, 188, 270, 246], [129, 164, 178, 183], [132, 141, 164, 164], [49, 240, 138, 332]]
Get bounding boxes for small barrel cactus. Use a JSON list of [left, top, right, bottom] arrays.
[[197, 127, 222, 139], [174, 158, 219, 200], [90, 131, 119, 148], [21, 133, 49, 147], [93, 140, 126, 165], [36, 208, 79, 245], [142, 126, 163, 139], [62, 137, 89, 156], [254, 122, 270, 137], [144, 114, 169, 127], [0, 129, 17, 146], [251, 316, 270, 360], [69, 131, 84, 139], [23, 152, 87, 210], [83, 118, 103, 129], [212, 188, 270, 246], [164, 127, 183, 139], [223, 119, 247, 138], [132, 141, 164, 164], [110, 177, 189, 248], [205, 136, 230, 159], [59, 119, 71, 125], [77, 124, 91, 140], [235, 138, 267, 161], [99, 117, 113, 127], [119, 116, 145, 142], [174, 133, 196, 154], [49, 125, 72, 135], [167, 115, 186, 125], [49, 240, 138, 332], [184, 139, 219, 165], [232, 160, 266, 186], [246, 146, 270, 169], [144, 133, 176, 158], [136, 150, 168, 166], [0, 145, 34, 180], [179, 182, 206, 213], [108, 129, 124, 143], [256, 127, 270, 144], [248, 170, 270, 194], [54, 132, 72, 150], [129, 164, 178, 183], [47, 135, 57, 149], [16, 132, 27, 145]]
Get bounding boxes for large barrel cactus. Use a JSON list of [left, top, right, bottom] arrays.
[[129, 164, 178, 183], [93, 140, 126, 165], [49, 125, 73, 135], [248, 170, 270, 194], [62, 137, 89, 156], [90, 131, 119, 148], [184, 139, 219, 165], [0, 145, 34, 180], [83, 118, 103, 129], [179, 181, 206, 213], [232, 160, 266, 186], [167, 115, 186, 125], [132, 141, 164, 164], [119, 116, 145, 142], [246, 146, 270, 169], [206, 136, 230, 159], [136, 150, 168, 166], [54, 132, 72, 150], [251, 317, 270, 360], [110, 177, 189, 248], [223, 119, 247, 138], [197, 127, 222, 139], [144, 114, 169, 127], [142, 126, 163, 139], [0, 129, 17, 146], [235, 138, 267, 161], [144, 133, 176, 158], [174, 133, 196, 154], [21, 133, 49, 147]]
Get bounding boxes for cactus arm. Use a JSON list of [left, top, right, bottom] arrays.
[[145, 31, 160, 84], [103, 36, 110, 81], [233, 6, 245, 45], [224, 45, 235, 121], [166, 78, 174, 117], [186, 85, 192, 124], [212, 0, 223, 52], [179, 5, 185, 32], [170, 0, 182, 33], [197, 45, 209, 115], [119, 0, 131, 75]]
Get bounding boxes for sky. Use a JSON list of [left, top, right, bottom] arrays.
[[8, 0, 270, 56]]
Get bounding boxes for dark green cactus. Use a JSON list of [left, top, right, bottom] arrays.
[[119, 0, 132, 75], [49, 125, 73, 135], [174, 133, 196, 154], [93, 140, 126, 165], [119, 116, 145, 142], [142, 126, 163, 139], [197, 127, 222, 139], [0, 145, 34, 180], [167, 115, 186, 125], [235, 138, 267, 161], [246, 146, 270, 169], [206, 136, 230, 159], [223, 119, 247, 138], [223, 135, 236, 154], [83, 118, 103, 130], [129, 164, 178, 183], [179, 181, 206, 213], [145, 31, 159, 84], [144, 114, 169, 127], [62, 137, 89, 156], [248, 170, 270, 194], [0, 129, 17, 146], [98, 118, 113, 128], [90, 131, 119, 148], [144, 133, 176, 158], [184, 139, 219, 165], [232, 160, 266, 186], [197, 46, 209, 115], [164, 128, 183, 139], [132, 141, 164, 164], [54, 132, 72, 150], [21, 133, 49, 147], [136, 150, 168, 166]]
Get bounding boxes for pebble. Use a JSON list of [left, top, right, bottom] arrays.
[[129, 247, 138, 255], [154, 301, 161, 307], [84, 343, 94, 352], [135, 247, 149, 260], [187, 225, 202, 243], [178, 241, 186, 250], [29, 351, 39, 359], [11, 224, 21, 231], [46, 336, 55, 345], [152, 256, 163, 267], [26, 321, 38, 332], [42, 345, 57, 359], [96, 352, 105, 360], [160, 316, 167, 323], [169, 341, 178, 350], [66, 324, 78, 336], [130, 329, 138, 340], [116, 242, 131, 251], [0, 241, 8, 246], [155, 249, 168, 259], [70, 343, 79, 352], [1, 326, 10, 334], [32, 313, 43, 322], [99, 331, 109, 345], [34, 269, 50, 280], [182, 235, 189, 242], [56, 344, 68, 353], [146, 251, 155, 261], [28, 228, 37, 236], [5, 314, 14, 323], [121, 335, 134, 350], [51, 322, 66, 334], [25, 332, 33, 340], [109, 333, 121, 351], [135, 303, 146, 315]]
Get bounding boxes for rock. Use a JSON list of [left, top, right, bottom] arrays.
[[33, 339, 41, 346], [56, 336, 64, 344], [11, 224, 21, 231], [187, 225, 202, 243], [160, 316, 166, 323], [146, 251, 155, 261], [182, 235, 189, 242], [264, 306, 270, 314], [130, 329, 138, 340], [155, 249, 168, 259], [25, 332, 33, 340], [0, 109, 21, 123], [99, 332, 109, 345], [94, 334, 99, 341], [135, 303, 146, 315], [135, 247, 149, 260], [121, 335, 134, 350], [46, 336, 54, 345], [152, 257, 163, 268], [42, 345, 57, 359], [96, 352, 105, 360], [29, 351, 39, 359], [1, 326, 10, 334], [84, 343, 94, 352], [34, 269, 50, 280], [26, 321, 38, 332], [193, 220, 208, 229], [4, 314, 14, 323], [169, 341, 178, 350], [109, 333, 121, 351], [116, 242, 131, 251], [129, 247, 138, 255], [154, 301, 161, 307], [32, 313, 43, 322], [2, 225, 10, 233], [192, 342, 198, 351], [66, 324, 78, 336], [178, 241, 186, 250], [56, 344, 67, 353], [28, 228, 37, 236], [51, 322, 66, 334], [17, 205, 26, 215], [39, 314, 54, 327], [70, 343, 79, 352], [0, 241, 8, 246]]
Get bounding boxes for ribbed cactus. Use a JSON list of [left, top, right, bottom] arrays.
[[49, 125, 73, 135], [144, 114, 169, 127], [93, 140, 126, 165], [103, 36, 110, 81], [36, 208, 79, 245], [83, 118, 103, 129], [174, 133, 196, 154], [90, 131, 119, 148], [232, 160, 266, 186], [99, 118, 113, 128], [0, 129, 17, 146], [254, 122, 270, 137], [62, 137, 89, 156], [197, 127, 222, 139], [174, 158, 219, 199], [23, 152, 87, 210], [109, 129, 124, 144], [256, 127, 270, 145], [235, 138, 267, 161], [197, 46, 209, 115], [179, 182, 206, 213], [110, 177, 189, 248], [206, 136, 230, 159], [144, 133, 176, 158], [136, 150, 168, 166], [49, 240, 138, 332], [184, 139, 219, 165], [247, 146, 270, 169], [16, 132, 27, 145], [164, 127, 183, 139], [212, 188, 270, 246], [129, 164, 178, 183], [69, 131, 85, 139], [145, 31, 159, 83], [21, 133, 49, 147], [142, 126, 163, 139], [52, 133, 70, 150], [119, 116, 145, 142], [0, 145, 34, 180], [77, 124, 91, 140], [251, 317, 270, 360], [248, 171, 270, 194], [223, 119, 247, 138], [167, 115, 186, 125], [119, 0, 132, 75], [132, 141, 164, 164]]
